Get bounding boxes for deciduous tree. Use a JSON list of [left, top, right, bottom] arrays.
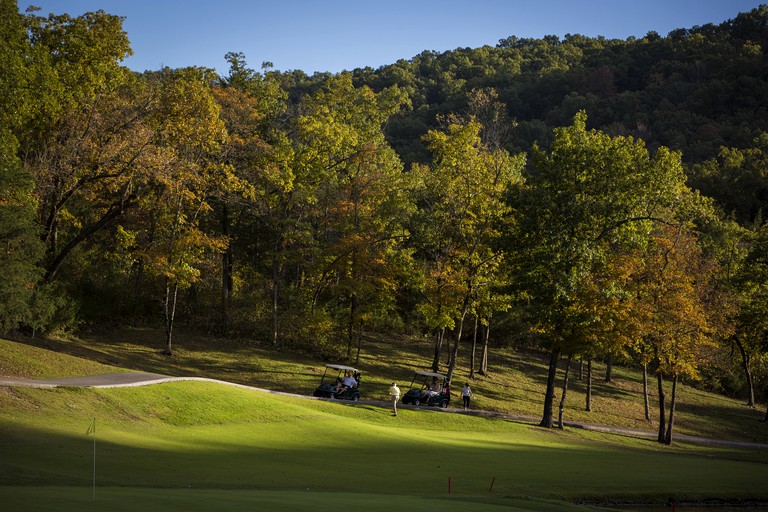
[[510, 112, 688, 428], [0, 0, 46, 332], [414, 120, 524, 381], [293, 74, 412, 359], [129, 68, 231, 355]]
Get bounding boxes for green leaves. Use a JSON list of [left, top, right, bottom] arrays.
[[414, 119, 524, 352], [0, 1, 44, 332], [513, 112, 693, 350]]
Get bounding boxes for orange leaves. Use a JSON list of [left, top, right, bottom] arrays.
[[621, 224, 717, 379]]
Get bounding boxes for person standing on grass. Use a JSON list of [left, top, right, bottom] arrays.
[[389, 382, 401, 416], [461, 382, 473, 411]]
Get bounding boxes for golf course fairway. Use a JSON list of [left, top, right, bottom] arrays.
[[1, 380, 767, 511]]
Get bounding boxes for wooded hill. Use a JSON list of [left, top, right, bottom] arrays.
[[2, 1, 768, 440], [343, 7, 767, 171]]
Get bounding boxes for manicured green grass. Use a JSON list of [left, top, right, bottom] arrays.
[[4, 329, 766, 445], [2, 335, 768, 510], [0, 487, 609, 512], [1, 377, 767, 511]]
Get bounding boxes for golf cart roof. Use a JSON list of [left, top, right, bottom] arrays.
[[413, 371, 447, 379], [324, 364, 359, 372]]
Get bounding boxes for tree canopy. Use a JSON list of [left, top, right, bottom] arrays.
[[4, 0, 768, 438]]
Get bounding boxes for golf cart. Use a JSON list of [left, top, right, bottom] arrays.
[[312, 364, 361, 400], [401, 371, 450, 408]]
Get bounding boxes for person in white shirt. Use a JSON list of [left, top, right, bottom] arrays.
[[335, 371, 358, 394], [342, 373, 357, 388], [461, 383, 473, 411], [388, 382, 400, 416]]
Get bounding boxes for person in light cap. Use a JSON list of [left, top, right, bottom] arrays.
[[388, 381, 400, 416]]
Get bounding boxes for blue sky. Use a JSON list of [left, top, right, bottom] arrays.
[[21, 1, 766, 75]]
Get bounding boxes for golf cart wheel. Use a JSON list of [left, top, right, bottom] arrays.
[[412, 398, 420, 406], [352, 394, 359, 401], [439, 400, 448, 409], [328, 393, 335, 399]]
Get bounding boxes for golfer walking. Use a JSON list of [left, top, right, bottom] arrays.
[[461, 382, 473, 411], [389, 381, 400, 416]]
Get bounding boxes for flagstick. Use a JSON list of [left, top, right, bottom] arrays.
[[92, 417, 96, 500]]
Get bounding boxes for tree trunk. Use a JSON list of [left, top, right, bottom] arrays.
[[657, 370, 666, 443], [220, 203, 233, 335], [133, 259, 145, 303], [162, 280, 179, 356], [664, 374, 678, 445], [734, 338, 755, 407], [585, 358, 592, 411], [431, 328, 445, 372], [354, 319, 363, 366], [578, 358, 584, 380], [763, 402, 768, 423], [469, 315, 479, 379], [540, 347, 561, 428], [604, 354, 614, 383], [479, 321, 490, 375], [271, 237, 281, 347], [346, 293, 359, 360], [446, 300, 470, 384], [643, 363, 651, 421], [558, 356, 572, 429]]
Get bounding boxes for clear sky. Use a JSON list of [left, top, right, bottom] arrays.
[[20, 1, 767, 75]]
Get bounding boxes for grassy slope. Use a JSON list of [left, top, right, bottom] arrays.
[[3, 329, 766, 444], [0, 337, 124, 378], [1, 336, 768, 510], [1, 381, 767, 503]]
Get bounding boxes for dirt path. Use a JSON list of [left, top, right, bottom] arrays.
[[3, 371, 767, 450]]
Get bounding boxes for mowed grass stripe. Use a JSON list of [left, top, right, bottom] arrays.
[[1, 381, 767, 504]]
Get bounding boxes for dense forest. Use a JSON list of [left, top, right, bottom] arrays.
[[3, 0, 768, 439]]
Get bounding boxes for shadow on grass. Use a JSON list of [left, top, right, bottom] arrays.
[[673, 401, 768, 444], [2, 413, 768, 508], [6, 330, 767, 446], [0, 487, 602, 512]]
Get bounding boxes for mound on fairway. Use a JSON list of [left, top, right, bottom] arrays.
[[2, 376, 768, 512]]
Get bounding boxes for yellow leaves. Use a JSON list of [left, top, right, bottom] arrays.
[[153, 68, 226, 151], [141, 220, 228, 287], [415, 119, 524, 330], [134, 72, 235, 288], [614, 223, 717, 378]]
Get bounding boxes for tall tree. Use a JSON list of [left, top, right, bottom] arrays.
[[0, 0, 46, 333], [632, 225, 715, 444], [510, 112, 689, 428], [212, 52, 287, 335], [20, 8, 139, 283], [130, 68, 232, 355], [414, 120, 524, 381], [293, 74, 412, 358], [731, 223, 768, 411]]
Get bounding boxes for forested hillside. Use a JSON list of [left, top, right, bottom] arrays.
[[2, 0, 768, 440], [350, 9, 768, 164]]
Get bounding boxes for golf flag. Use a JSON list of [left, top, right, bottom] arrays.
[[85, 417, 97, 499], [86, 418, 96, 436]]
